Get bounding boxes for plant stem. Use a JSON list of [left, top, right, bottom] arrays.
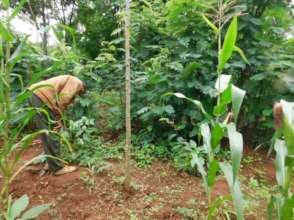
[[217, 0, 223, 110]]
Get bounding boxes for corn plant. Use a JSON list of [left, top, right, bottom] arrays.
[[268, 100, 294, 220], [0, 1, 50, 217], [166, 1, 248, 219]]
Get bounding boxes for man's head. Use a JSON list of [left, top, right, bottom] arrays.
[[79, 81, 87, 96]]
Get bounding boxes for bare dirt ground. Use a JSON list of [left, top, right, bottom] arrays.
[[5, 143, 276, 220]]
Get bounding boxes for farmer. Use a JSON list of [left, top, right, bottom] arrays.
[[28, 75, 85, 175]]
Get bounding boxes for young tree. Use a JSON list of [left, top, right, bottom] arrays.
[[123, 0, 132, 191]]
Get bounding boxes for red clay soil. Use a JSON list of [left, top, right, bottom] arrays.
[[3, 144, 276, 220]]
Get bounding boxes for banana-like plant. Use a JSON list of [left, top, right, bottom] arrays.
[[268, 100, 294, 220]]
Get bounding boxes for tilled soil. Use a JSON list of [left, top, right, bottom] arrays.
[[4, 143, 276, 220]]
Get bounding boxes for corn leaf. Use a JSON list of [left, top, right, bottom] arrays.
[[215, 74, 232, 93], [274, 139, 287, 189], [0, 39, 3, 57], [218, 16, 238, 72], [165, 92, 210, 120], [234, 46, 249, 64], [232, 85, 246, 123], [8, 0, 27, 22], [213, 84, 232, 116], [9, 195, 29, 220], [227, 123, 243, 182], [0, 22, 14, 42], [201, 122, 211, 154], [2, 0, 9, 9], [281, 194, 294, 220], [191, 153, 208, 193], [211, 123, 225, 150], [220, 162, 244, 220], [207, 159, 219, 187], [202, 14, 220, 34]]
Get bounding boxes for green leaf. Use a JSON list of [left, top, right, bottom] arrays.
[[211, 123, 224, 150], [214, 84, 232, 116], [201, 122, 211, 154], [191, 153, 208, 193], [9, 195, 29, 220], [202, 14, 220, 34], [234, 46, 249, 64], [232, 85, 246, 123], [220, 162, 244, 220], [227, 123, 243, 182], [215, 74, 232, 93], [8, 0, 28, 22], [21, 204, 50, 219], [0, 22, 14, 42], [168, 92, 210, 119], [0, 38, 3, 57], [8, 36, 29, 67], [2, 0, 9, 9], [274, 139, 287, 188], [280, 100, 294, 155], [207, 159, 219, 187], [218, 16, 238, 72], [281, 194, 294, 220]]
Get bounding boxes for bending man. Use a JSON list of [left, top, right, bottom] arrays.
[[28, 75, 85, 175]]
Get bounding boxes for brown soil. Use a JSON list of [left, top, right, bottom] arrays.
[[4, 144, 276, 220]]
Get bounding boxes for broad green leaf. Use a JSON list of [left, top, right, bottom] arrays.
[[280, 100, 294, 155], [0, 22, 14, 42], [281, 194, 294, 220], [21, 204, 50, 219], [227, 123, 243, 182], [191, 153, 208, 193], [202, 14, 220, 34], [211, 123, 224, 150], [207, 159, 219, 187], [10, 195, 29, 220], [215, 74, 232, 93], [283, 118, 294, 155], [274, 139, 287, 189], [213, 84, 232, 116], [232, 85, 246, 123], [2, 0, 9, 9], [234, 46, 249, 64], [218, 16, 238, 72], [232, 179, 245, 220], [8, 0, 28, 22], [220, 162, 244, 220], [267, 196, 275, 220], [220, 162, 233, 188], [0, 38, 3, 57], [201, 122, 211, 154]]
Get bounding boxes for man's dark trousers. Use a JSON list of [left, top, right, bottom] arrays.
[[28, 94, 63, 172]]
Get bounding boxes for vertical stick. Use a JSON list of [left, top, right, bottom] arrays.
[[124, 0, 132, 189]]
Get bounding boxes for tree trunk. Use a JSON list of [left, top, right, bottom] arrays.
[[123, 0, 132, 191], [41, 0, 48, 55]]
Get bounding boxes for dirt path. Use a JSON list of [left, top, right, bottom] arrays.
[[7, 144, 276, 220]]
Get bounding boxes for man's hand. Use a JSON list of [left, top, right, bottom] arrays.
[[53, 120, 63, 132]]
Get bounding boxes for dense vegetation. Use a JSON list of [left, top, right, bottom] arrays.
[[0, 0, 294, 219]]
